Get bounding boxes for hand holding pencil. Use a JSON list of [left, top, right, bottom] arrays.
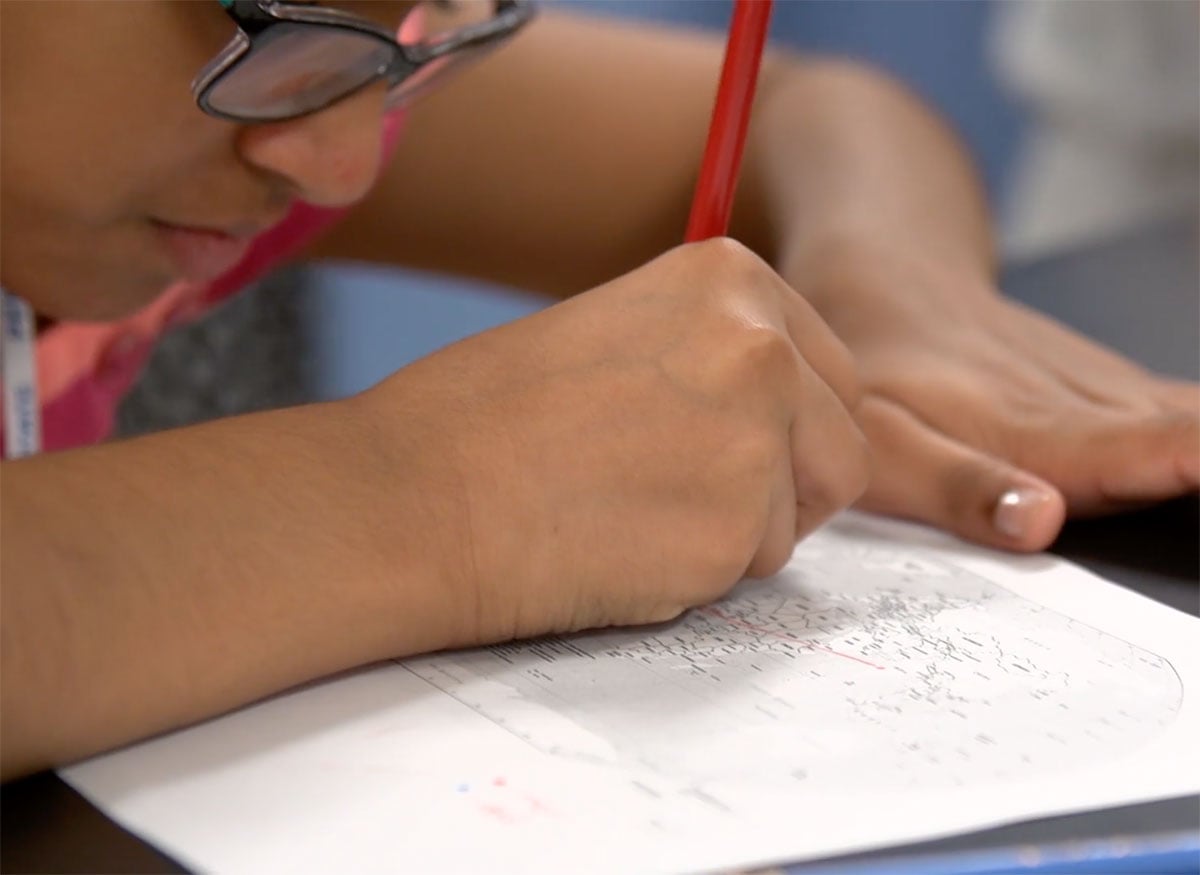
[[361, 0, 869, 641]]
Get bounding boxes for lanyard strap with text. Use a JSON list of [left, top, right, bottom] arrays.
[[1, 288, 42, 459]]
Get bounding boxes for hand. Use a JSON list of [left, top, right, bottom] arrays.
[[359, 239, 868, 647], [790, 239, 1200, 552]]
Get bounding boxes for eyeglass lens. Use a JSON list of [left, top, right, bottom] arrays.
[[206, 23, 395, 120], [388, 1, 505, 106], [208, 1, 504, 120]]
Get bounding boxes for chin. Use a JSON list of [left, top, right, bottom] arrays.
[[74, 289, 171, 322], [22, 264, 174, 324]]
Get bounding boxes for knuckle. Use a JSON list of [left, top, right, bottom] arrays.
[[746, 537, 792, 580], [730, 513, 768, 568], [802, 420, 871, 515], [837, 427, 872, 505], [723, 425, 784, 487], [825, 338, 862, 409], [729, 324, 798, 381], [694, 320, 797, 402], [691, 236, 764, 273], [690, 238, 778, 298], [695, 511, 761, 585], [706, 451, 780, 566]]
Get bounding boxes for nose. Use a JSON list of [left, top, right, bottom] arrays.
[[235, 84, 389, 208]]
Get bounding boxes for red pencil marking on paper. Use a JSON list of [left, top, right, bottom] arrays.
[[479, 803, 515, 823], [492, 776, 507, 787], [524, 794, 552, 815], [699, 606, 886, 670]]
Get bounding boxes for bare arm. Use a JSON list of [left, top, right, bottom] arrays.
[[0, 13, 886, 779], [311, 11, 992, 295], [1, 239, 871, 779], [315, 9, 1197, 552], [0, 397, 470, 778]]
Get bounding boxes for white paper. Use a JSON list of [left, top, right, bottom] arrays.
[[61, 514, 1200, 874]]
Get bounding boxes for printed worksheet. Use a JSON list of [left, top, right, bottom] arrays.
[[62, 514, 1200, 874]]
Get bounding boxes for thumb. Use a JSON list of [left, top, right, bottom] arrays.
[[856, 396, 1066, 552]]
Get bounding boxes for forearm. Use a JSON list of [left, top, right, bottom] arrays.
[[314, 13, 993, 301], [0, 398, 467, 778], [310, 13, 711, 296], [735, 57, 996, 303]]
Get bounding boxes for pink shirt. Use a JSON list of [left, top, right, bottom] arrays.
[[2, 114, 404, 457]]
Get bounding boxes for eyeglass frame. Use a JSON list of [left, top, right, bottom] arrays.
[[193, 0, 536, 123]]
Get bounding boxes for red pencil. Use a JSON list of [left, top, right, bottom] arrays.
[[684, 0, 774, 243]]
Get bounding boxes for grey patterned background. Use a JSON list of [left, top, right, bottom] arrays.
[[116, 269, 315, 437]]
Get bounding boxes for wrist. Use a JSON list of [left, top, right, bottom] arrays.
[[326, 393, 481, 659], [779, 227, 996, 315], [338, 384, 492, 652]]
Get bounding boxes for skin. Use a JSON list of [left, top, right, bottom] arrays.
[[317, 11, 1199, 543], [0, 1, 1196, 777]]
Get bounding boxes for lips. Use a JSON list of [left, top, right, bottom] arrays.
[[154, 222, 256, 283]]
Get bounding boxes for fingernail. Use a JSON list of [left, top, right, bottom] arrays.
[[993, 487, 1054, 540]]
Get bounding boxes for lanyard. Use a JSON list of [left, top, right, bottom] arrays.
[[1, 288, 42, 459]]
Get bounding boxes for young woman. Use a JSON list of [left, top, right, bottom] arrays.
[[2, 1, 1194, 779]]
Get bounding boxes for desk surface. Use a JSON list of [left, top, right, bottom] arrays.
[[2, 221, 1197, 874]]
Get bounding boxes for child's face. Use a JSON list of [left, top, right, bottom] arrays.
[[0, 1, 406, 321]]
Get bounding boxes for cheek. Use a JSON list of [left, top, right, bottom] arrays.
[[0, 106, 223, 311], [12, 101, 227, 223], [0, 3, 240, 317], [1, 2, 229, 222], [0, 101, 232, 320], [4, 139, 136, 230], [0, 207, 176, 320]]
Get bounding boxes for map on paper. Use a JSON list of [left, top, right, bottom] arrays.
[[62, 515, 1200, 874], [411, 538, 1179, 796]]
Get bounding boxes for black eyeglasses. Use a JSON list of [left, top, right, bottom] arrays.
[[193, 0, 535, 123]]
